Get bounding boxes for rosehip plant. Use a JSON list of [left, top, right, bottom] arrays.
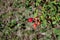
[[28, 16, 41, 29]]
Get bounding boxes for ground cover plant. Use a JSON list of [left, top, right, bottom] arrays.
[[0, 0, 60, 40]]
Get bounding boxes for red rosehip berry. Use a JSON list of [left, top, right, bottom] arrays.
[[33, 23, 37, 29], [28, 18, 33, 22]]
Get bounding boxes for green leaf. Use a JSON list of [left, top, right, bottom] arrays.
[[34, 9, 38, 17], [11, 20, 16, 24], [34, 13, 37, 17], [36, 0, 41, 6], [58, 35, 60, 40], [42, 20, 47, 27], [36, 0, 41, 3], [52, 21, 57, 24], [40, 15, 44, 20], [53, 28, 60, 35], [36, 2, 39, 6]]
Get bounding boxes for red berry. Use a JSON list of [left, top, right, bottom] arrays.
[[33, 23, 37, 29], [28, 18, 33, 22]]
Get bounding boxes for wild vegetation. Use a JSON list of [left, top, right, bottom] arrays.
[[0, 0, 60, 40]]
